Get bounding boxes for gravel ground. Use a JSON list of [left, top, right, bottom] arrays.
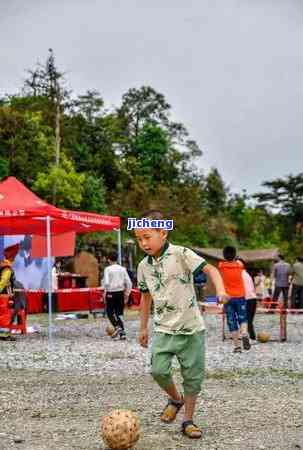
[[0, 310, 302, 450]]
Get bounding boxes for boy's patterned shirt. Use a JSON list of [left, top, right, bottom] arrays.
[[137, 242, 207, 335]]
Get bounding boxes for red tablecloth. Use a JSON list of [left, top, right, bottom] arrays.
[[25, 288, 141, 314], [56, 289, 91, 312], [26, 291, 44, 314]]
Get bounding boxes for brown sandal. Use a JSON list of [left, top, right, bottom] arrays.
[[160, 397, 184, 423], [181, 420, 202, 439]]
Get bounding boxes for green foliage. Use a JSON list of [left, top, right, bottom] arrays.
[[80, 174, 107, 213], [132, 123, 179, 188], [254, 173, 303, 224], [0, 106, 55, 185], [0, 157, 9, 180], [63, 111, 121, 190], [33, 157, 85, 209], [204, 168, 228, 214]]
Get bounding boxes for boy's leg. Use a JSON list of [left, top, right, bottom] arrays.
[[151, 333, 183, 418], [281, 287, 289, 309], [236, 299, 251, 350], [272, 287, 281, 309], [114, 292, 126, 339], [105, 295, 118, 328], [177, 331, 205, 438], [246, 299, 257, 340], [224, 300, 241, 350]]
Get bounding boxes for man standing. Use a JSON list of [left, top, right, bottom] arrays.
[[103, 252, 132, 340], [271, 254, 292, 309], [291, 257, 303, 309]]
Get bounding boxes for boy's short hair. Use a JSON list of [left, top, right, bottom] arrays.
[[140, 210, 164, 220], [223, 246, 237, 261], [139, 210, 172, 233], [107, 252, 118, 262]]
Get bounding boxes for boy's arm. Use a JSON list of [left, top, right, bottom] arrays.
[[123, 270, 133, 303], [139, 291, 153, 348], [203, 263, 229, 303]]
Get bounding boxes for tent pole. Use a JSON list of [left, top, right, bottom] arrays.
[[46, 215, 53, 348], [117, 228, 122, 265]]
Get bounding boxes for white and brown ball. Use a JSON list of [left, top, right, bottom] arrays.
[[257, 331, 271, 343], [105, 324, 116, 336], [101, 409, 140, 450]]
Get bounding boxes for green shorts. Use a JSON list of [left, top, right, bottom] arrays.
[[151, 331, 205, 396]]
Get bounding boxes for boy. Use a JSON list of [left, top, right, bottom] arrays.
[[103, 252, 132, 340], [218, 246, 251, 353], [135, 211, 228, 439]]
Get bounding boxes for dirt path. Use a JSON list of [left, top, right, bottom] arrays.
[[1, 368, 302, 450]]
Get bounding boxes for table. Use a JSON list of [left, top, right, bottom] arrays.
[[56, 288, 91, 312], [25, 291, 44, 314], [25, 288, 142, 314], [57, 273, 88, 289]]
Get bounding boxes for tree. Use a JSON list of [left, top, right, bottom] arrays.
[[118, 86, 171, 140], [73, 90, 104, 122], [80, 174, 107, 213], [131, 123, 180, 188], [63, 112, 122, 191], [22, 49, 71, 172], [33, 157, 85, 209], [0, 157, 8, 180], [117, 86, 202, 160], [0, 106, 54, 185], [204, 168, 228, 214], [228, 192, 281, 247], [254, 173, 303, 225]]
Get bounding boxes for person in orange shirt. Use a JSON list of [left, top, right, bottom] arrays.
[[218, 246, 251, 353]]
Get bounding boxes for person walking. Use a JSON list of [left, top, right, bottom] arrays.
[[218, 247, 251, 353], [103, 252, 132, 340]]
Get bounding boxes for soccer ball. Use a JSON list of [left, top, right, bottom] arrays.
[[257, 331, 271, 343], [101, 409, 140, 450], [105, 324, 116, 336]]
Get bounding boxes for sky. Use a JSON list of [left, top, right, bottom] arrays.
[[1, 0, 303, 195]]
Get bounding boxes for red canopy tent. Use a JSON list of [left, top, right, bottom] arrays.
[[0, 177, 120, 234], [0, 177, 121, 344]]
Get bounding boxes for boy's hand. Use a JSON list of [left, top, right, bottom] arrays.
[[217, 293, 230, 304], [139, 328, 149, 348]]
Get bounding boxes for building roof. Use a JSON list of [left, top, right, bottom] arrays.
[[194, 247, 279, 263]]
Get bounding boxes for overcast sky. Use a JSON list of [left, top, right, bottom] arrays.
[[1, 0, 303, 195]]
